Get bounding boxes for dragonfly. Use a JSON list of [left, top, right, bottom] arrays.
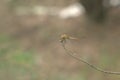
[[60, 34, 78, 43]]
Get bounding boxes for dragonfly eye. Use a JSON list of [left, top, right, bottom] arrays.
[[61, 34, 69, 39], [60, 34, 69, 43]]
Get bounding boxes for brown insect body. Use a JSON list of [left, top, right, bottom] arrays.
[[60, 34, 78, 43]]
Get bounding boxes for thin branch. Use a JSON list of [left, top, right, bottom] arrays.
[[60, 34, 120, 75]]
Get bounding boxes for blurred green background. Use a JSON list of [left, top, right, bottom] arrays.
[[0, 0, 120, 80]]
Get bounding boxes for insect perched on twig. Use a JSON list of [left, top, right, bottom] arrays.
[[60, 34, 78, 43], [60, 33, 120, 75]]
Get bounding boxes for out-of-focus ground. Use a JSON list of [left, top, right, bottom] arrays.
[[0, 0, 120, 80]]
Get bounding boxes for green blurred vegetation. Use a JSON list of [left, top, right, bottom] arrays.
[[0, 35, 39, 80]]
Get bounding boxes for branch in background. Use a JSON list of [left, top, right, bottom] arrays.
[[79, 0, 107, 23], [14, 3, 85, 19]]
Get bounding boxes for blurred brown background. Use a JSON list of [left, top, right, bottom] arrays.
[[0, 0, 120, 80]]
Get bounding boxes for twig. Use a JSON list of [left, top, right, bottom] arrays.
[[60, 34, 120, 75]]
